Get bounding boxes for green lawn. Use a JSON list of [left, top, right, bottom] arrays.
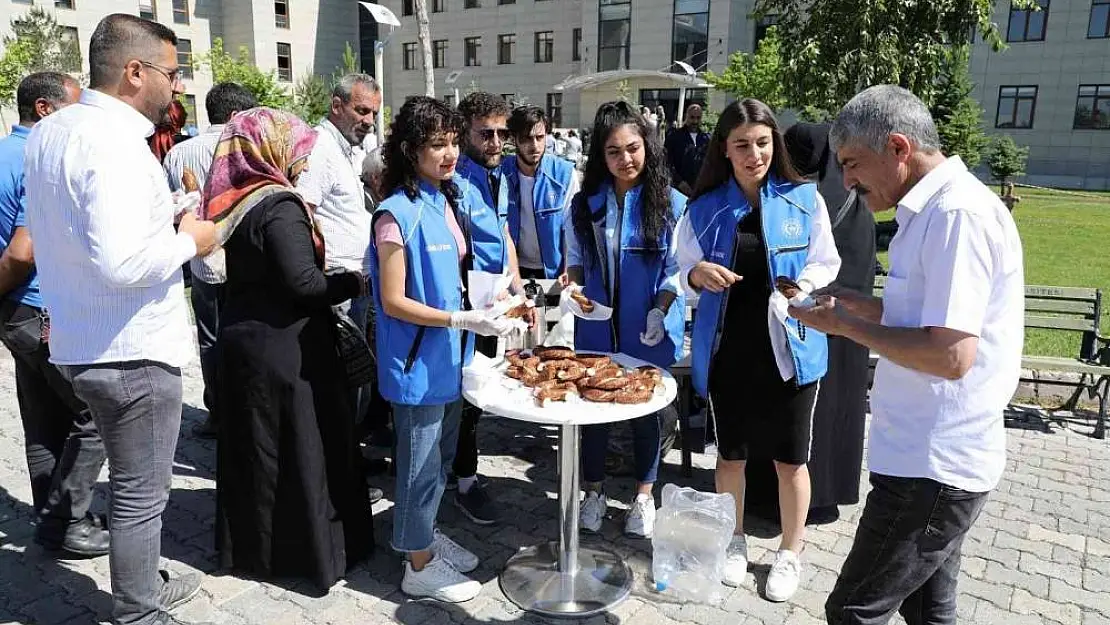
[[875, 187, 1110, 358]]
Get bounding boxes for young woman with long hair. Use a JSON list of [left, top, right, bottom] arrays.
[[372, 96, 515, 603], [565, 100, 686, 539], [675, 99, 841, 600]]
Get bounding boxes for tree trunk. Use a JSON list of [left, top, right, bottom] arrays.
[[414, 0, 434, 97]]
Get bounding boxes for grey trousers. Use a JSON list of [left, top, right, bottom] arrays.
[[62, 360, 183, 625]]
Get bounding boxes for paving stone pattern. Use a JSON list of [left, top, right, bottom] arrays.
[[0, 349, 1108, 624]]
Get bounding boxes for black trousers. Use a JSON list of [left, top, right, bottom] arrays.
[[191, 279, 224, 426], [454, 335, 497, 478], [0, 301, 105, 536], [826, 473, 989, 625]]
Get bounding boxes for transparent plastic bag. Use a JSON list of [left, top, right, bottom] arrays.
[[651, 483, 736, 604]]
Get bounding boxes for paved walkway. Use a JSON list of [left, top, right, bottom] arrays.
[[0, 349, 1108, 625]]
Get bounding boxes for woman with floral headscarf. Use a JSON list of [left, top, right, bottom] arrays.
[[204, 108, 373, 591]]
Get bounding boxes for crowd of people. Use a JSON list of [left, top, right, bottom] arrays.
[[0, 12, 1025, 625]]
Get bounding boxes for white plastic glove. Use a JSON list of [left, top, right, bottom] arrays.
[[172, 190, 202, 220], [639, 307, 667, 347], [449, 310, 517, 337]]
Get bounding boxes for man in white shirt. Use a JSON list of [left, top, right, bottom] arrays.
[[164, 82, 257, 440], [23, 14, 218, 625], [789, 85, 1024, 625]]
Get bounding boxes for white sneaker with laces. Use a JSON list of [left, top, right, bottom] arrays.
[[401, 556, 482, 603], [722, 534, 748, 587], [624, 493, 655, 538], [765, 549, 801, 602], [579, 491, 606, 533], [432, 529, 479, 573]]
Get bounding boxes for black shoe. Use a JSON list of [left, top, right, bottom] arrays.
[[159, 569, 202, 612], [192, 415, 218, 439], [152, 611, 216, 625], [445, 473, 489, 491], [35, 516, 110, 557], [368, 486, 384, 504], [454, 483, 499, 526]]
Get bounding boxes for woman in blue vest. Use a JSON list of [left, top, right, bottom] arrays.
[[372, 96, 516, 603], [676, 99, 841, 600], [565, 100, 687, 539]]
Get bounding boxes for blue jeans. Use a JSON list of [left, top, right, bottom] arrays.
[[581, 407, 668, 485], [62, 361, 183, 625], [825, 473, 990, 625], [391, 399, 463, 553]]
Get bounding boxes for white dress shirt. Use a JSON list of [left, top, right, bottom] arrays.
[[516, 169, 579, 271], [23, 89, 197, 367], [869, 156, 1024, 493], [675, 190, 841, 381], [296, 119, 372, 273]]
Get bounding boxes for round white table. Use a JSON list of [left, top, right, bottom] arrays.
[[462, 352, 678, 618]]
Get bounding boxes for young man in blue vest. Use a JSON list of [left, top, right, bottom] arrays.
[[502, 105, 579, 280], [450, 92, 528, 525]]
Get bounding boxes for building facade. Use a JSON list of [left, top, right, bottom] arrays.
[[0, 0, 366, 129]]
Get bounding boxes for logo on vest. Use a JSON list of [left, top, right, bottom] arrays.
[[781, 217, 804, 240], [427, 243, 453, 253], [546, 190, 557, 206]]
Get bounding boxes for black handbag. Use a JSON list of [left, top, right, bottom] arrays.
[[332, 305, 375, 388]]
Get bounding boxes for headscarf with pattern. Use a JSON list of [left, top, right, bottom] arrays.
[[201, 107, 324, 265]]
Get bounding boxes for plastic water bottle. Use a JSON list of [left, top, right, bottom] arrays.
[[651, 484, 736, 604]]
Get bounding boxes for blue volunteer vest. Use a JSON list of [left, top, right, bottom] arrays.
[[370, 182, 467, 406], [503, 154, 576, 278], [454, 155, 510, 274], [688, 176, 829, 398], [572, 183, 687, 368]]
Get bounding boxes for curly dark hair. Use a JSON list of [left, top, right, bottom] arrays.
[[572, 100, 673, 263], [692, 98, 805, 200], [456, 91, 510, 126], [382, 95, 465, 201]]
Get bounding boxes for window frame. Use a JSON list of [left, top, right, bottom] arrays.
[[402, 0, 413, 16], [177, 38, 194, 80], [597, 0, 631, 71], [534, 31, 554, 64], [433, 39, 448, 69], [276, 42, 292, 82], [498, 33, 516, 65], [275, 0, 289, 28], [172, 0, 190, 24], [1073, 84, 1110, 130], [139, 0, 157, 20], [465, 0, 480, 8], [464, 36, 482, 67], [1089, 0, 1110, 38], [180, 94, 197, 127], [1006, 0, 1050, 42], [573, 27, 582, 61], [546, 92, 563, 127], [671, 0, 710, 69], [55, 0, 75, 9], [994, 85, 1038, 129], [432, 0, 445, 12], [402, 42, 418, 70]]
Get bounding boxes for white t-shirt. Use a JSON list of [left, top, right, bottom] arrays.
[[869, 156, 1024, 493]]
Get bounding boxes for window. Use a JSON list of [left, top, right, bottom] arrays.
[[172, 0, 189, 24], [995, 86, 1037, 128], [55, 0, 74, 9], [1007, 0, 1049, 42], [465, 0, 480, 8], [12, 0, 33, 4], [498, 34, 515, 65], [499, 0, 515, 4], [180, 94, 197, 127], [139, 0, 156, 19], [501, 93, 515, 107], [672, 0, 709, 69], [177, 39, 194, 80], [432, 0, 445, 12], [573, 27, 582, 61], [1074, 84, 1110, 129], [754, 15, 778, 51], [402, 42, 417, 70], [534, 31, 554, 63], [1090, 0, 1110, 38], [402, 0, 413, 16], [546, 93, 562, 127], [465, 36, 481, 67], [59, 26, 81, 72], [433, 39, 448, 68], [276, 42, 292, 81], [444, 93, 456, 107], [598, 0, 631, 71], [275, 0, 289, 28]]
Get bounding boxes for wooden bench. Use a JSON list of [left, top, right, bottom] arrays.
[[870, 276, 1110, 439]]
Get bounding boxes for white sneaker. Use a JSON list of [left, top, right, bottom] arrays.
[[765, 549, 801, 602], [432, 529, 479, 574], [580, 491, 606, 533], [624, 493, 655, 538], [722, 534, 749, 587], [401, 556, 482, 603]]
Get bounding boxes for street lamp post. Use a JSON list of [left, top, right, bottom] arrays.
[[359, 2, 401, 146]]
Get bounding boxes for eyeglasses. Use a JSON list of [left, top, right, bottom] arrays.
[[140, 60, 183, 86], [478, 128, 511, 142]]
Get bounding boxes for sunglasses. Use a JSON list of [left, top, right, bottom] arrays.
[[478, 128, 511, 142]]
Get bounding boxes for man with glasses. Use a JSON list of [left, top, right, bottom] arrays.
[[23, 14, 218, 625], [450, 92, 528, 526]]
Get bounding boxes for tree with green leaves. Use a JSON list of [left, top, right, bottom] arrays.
[[0, 7, 83, 108], [752, 0, 1034, 114], [291, 73, 331, 126], [704, 26, 787, 112], [985, 135, 1029, 192], [931, 46, 988, 167], [194, 38, 290, 109]]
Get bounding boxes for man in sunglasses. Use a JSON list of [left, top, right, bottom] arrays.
[[449, 92, 528, 526]]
